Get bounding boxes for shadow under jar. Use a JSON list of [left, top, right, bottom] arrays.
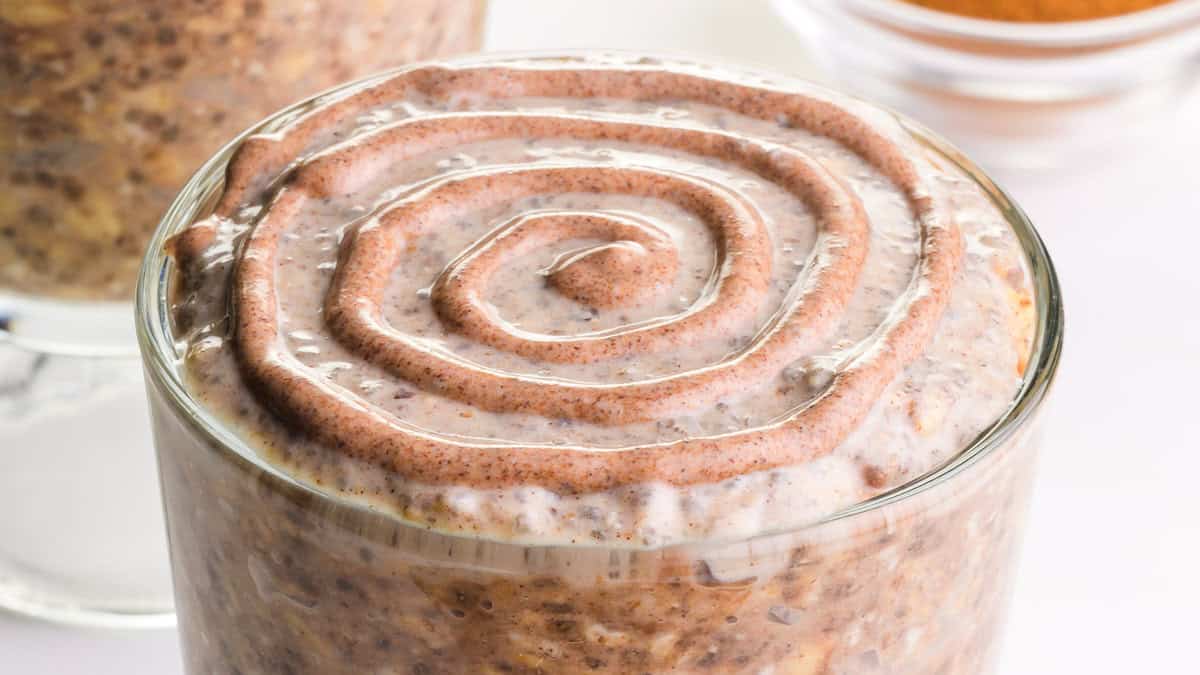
[[138, 54, 1063, 674], [0, 0, 484, 627]]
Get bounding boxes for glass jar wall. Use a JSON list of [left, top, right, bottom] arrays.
[[137, 60, 1063, 672]]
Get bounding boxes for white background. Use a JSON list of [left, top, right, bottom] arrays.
[[4, 1, 1199, 672]]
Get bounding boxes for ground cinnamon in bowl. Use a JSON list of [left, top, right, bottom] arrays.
[[903, 0, 1176, 22]]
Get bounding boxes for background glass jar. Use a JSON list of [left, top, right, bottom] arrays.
[[770, 0, 1200, 171], [137, 65, 1064, 673], [0, 0, 486, 627]]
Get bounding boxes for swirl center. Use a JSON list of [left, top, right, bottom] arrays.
[[538, 212, 677, 309]]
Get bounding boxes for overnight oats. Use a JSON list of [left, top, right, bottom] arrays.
[[0, 0, 483, 626], [1, 0, 485, 300], [139, 54, 1062, 673]]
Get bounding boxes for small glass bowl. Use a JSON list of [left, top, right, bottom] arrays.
[[771, 0, 1200, 170]]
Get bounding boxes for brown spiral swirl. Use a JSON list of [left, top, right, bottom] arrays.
[[187, 59, 962, 493]]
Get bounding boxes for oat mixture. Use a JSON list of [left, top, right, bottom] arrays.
[[171, 56, 1035, 546], [154, 55, 1046, 674], [1, 0, 484, 299]]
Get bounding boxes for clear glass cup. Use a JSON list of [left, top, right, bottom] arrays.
[[0, 0, 486, 627], [770, 0, 1200, 170], [137, 59, 1064, 673]]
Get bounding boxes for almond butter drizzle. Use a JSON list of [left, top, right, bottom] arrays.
[[183, 62, 963, 493]]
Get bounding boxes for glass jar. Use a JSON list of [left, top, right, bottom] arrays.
[[0, 0, 485, 627], [770, 0, 1200, 170], [137, 58, 1064, 673]]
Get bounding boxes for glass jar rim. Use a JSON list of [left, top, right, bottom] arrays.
[[822, 0, 1200, 47], [135, 51, 1064, 553]]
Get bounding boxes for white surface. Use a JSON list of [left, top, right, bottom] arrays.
[[0, 350, 172, 618], [4, 1, 1197, 672]]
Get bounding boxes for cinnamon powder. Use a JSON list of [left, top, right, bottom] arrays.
[[903, 0, 1175, 22]]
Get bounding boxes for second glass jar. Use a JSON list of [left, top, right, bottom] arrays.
[[0, 0, 486, 627]]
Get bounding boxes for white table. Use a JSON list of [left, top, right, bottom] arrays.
[[5, 1, 1198, 672]]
